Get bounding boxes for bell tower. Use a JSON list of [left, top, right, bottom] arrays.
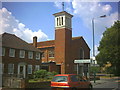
[[54, 11, 72, 30], [53, 11, 73, 74]]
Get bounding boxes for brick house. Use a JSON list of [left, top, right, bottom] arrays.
[[0, 33, 42, 78], [31, 11, 90, 76]]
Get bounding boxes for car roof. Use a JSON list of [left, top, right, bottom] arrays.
[[55, 74, 77, 76]]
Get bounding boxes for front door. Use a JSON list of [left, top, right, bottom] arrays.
[[18, 65, 26, 78]]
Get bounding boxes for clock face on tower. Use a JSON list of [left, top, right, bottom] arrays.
[[53, 11, 73, 30]]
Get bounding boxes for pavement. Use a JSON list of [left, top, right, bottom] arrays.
[[90, 77, 120, 90]]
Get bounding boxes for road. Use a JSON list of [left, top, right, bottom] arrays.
[[91, 77, 120, 90]]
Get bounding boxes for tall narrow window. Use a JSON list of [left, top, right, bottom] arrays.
[[28, 65, 32, 74], [0, 63, 2, 74], [57, 18, 59, 26], [2, 47, 5, 56], [36, 52, 40, 60], [8, 64, 14, 74], [19, 50, 25, 58], [35, 65, 40, 71], [28, 51, 33, 59], [9, 48, 15, 57], [62, 17, 63, 25]]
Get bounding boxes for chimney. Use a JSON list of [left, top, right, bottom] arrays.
[[33, 36, 37, 47]]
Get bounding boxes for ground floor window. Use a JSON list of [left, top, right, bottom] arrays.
[[28, 65, 32, 74], [8, 64, 14, 74], [0, 63, 4, 74], [35, 65, 40, 71]]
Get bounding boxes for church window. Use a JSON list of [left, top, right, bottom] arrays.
[[62, 17, 63, 25], [57, 18, 59, 26]]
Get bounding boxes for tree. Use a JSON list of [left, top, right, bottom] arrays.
[[96, 20, 120, 76]]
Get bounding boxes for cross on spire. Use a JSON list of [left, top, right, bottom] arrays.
[[62, 2, 64, 11]]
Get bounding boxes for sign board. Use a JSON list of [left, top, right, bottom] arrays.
[[74, 59, 91, 64]]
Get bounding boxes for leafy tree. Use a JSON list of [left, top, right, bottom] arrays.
[[89, 66, 101, 74], [96, 20, 120, 76]]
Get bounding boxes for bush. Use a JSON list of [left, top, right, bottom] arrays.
[[34, 69, 48, 79], [34, 70, 58, 80]]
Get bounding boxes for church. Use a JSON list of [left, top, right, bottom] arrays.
[[31, 10, 90, 76]]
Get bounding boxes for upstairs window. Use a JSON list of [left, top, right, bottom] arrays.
[[49, 51, 54, 58], [19, 50, 25, 58], [9, 48, 15, 57], [36, 52, 40, 60], [2, 47, 5, 56], [28, 51, 33, 59], [8, 64, 14, 74]]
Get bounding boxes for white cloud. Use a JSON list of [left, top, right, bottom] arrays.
[[0, 8, 48, 43], [72, 1, 118, 35]]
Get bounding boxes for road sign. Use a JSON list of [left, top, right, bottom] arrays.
[[74, 59, 91, 64]]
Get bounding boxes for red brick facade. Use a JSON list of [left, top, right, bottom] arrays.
[[1, 33, 42, 78], [31, 11, 90, 75]]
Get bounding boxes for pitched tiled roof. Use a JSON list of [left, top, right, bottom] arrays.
[[1, 33, 41, 52], [34, 37, 83, 48], [36, 40, 55, 48], [35, 36, 90, 50]]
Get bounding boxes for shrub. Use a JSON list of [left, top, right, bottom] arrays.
[[34, 69, 48, 79]]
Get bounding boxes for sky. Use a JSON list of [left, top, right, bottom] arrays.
[[0, 0, 119, 57]]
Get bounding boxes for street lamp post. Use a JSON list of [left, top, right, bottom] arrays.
[[92, 15, 106, 83]]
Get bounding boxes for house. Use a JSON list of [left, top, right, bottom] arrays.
[[0, 33, 42, 78], [31, 11, 90, 76]]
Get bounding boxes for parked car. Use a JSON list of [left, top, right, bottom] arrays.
[[51, 74, 92, 90]]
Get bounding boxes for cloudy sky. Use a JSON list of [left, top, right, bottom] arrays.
[[0, 0, 119, 57]]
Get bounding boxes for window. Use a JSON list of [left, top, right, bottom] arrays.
[[49, 51, 54, 58], [61, 17, 63, 25], [28, 51, 33, 59], [2, 47, 5, 56], [36, 52, 40, 60], [19, 50, 25, 58], [70, 75, 80, 82], [52, 76, 68, 82], [57, 18, 59, 26], [28, 65, 32, 74], [0, 63, 4, 74], [8, 64, 14, 74], [35, 65, 40, 71], [9, 48, 15, 57]]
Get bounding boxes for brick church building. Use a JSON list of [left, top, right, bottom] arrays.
[[32, 11, 90, 75]]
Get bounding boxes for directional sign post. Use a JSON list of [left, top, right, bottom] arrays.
[[74, 59, 91, 77], [74, 59, 91, 64]]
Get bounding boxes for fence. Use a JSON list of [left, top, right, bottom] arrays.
[[2, 74, 51, 89]]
